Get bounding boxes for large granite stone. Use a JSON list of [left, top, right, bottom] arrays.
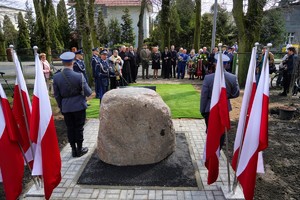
[[97, 87, 176, 166]]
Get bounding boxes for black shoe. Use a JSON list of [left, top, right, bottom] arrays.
[[279, 92, 287, 96], [71, 148, 77, 157], [146, 77, 149, 79], [77, 147, 88, 157]]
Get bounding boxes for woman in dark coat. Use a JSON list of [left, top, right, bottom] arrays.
[[151, 46, 161, 79]]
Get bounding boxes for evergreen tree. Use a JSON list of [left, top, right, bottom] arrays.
[[161, 0, 171, 49], [2, 15, 18, 46], [260, 9, 285, 47], [169, 2, 182, 47], [96, 9, 108, 46], [0, 23, 6, 61], [17, 12, 30, 50], [75, 0, 93, 85], [213, 4, 237, 46], [108, 18, 121, 46], [57, 0, 70, 49], [88, 0, 98, 47], [176, 0, 195, 48], [121, 8, 135, 45], [200, 13, 213, 49], [33, 0, 52, 60], [25, 0, 36, 47], [49, 3, 63, 51]]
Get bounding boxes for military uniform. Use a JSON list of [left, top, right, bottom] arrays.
[[73, 50, 88, 82], [91, 53, 101, 98], [95, 50, 113, 100], [53, 52, 92, 157]]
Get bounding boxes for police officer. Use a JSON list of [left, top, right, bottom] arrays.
[[91, 47, 101, 98], [53, 52, 92, 157], [73, 50, 88, 82], [95, 49, 113, 101]]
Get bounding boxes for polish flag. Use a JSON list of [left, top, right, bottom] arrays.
[[236, 53, 269, 200], [0, 83, 24, 200], [30, 52, 61, 200], [204, 52, 230, 184], [12, 50, 34, 165], [232, 47, 265, 173]]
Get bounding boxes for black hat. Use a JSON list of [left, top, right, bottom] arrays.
[[100, 49, 108, 55], [92, 47, 99, 51], [75, 50, 83, 55]]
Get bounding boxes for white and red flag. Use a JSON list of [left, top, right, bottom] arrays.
[[0, 83, 24, 200], [204, 52, 230, 184], [30, 52, 61, 200], [12, 50, 34, 165], [236, 52, 269, 200], [232, 47, 265, 173]]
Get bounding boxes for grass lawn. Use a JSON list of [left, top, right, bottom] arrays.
[[86, 84, 202, 119]]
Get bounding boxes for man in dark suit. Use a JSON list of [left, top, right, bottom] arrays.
[[200, 67, 240, 149], [53, 52, 92, 157], [161, 47, 172, 79], [119, 46, 132, 84], [128, 46, 137, 83], [170, 45, 177, 78]]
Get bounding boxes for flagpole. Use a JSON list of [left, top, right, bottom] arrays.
[[10, 45, 36, 166], [217, 43, 232, 193], [10, 45, 41, 189], [232, 42, 260, 194]]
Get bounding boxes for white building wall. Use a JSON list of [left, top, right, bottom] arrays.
[[97, 6, 150, 47], [0, 7, 26, 30]]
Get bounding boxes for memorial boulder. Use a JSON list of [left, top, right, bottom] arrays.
[[97, 87, 176, 166]]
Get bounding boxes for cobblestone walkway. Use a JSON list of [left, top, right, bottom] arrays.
[[23, 119, 243, 200]]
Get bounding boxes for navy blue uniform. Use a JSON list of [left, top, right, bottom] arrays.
[[73, 59, 88, 82], [91, 54, 101, 98], [95, 58, 112, 100]]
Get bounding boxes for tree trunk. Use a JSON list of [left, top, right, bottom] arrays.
[[137, 0, 146, 52], [76, 0, 93, 86], [33, 0, 52, 62], [161, 0, 171, 49], [193, 0, 201, 51], [232, 0, 266, 87], [88, 0, 98, 47]]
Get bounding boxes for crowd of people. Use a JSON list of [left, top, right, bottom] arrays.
[[66, 44, 238, 101]]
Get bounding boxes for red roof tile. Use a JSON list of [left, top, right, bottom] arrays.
[[95, 0, 141, 7]]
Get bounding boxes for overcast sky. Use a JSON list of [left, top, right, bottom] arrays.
[[1, 0, 280, 14]]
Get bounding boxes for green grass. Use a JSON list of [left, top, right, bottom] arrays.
[[86, 98, 100, 118], [86, 84, 202, 119]]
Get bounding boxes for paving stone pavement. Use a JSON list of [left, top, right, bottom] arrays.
[[22, 119, 244, 200]]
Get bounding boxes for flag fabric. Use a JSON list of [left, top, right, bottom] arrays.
[[30, 53, 61, 200], [204, 52, 230, 184], [236, 52, 269, 200], [232, 47, 265, 174], [0, 83, 24, 200], [12, 50, 34, 165]]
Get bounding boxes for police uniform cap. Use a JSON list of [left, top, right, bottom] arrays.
[[60, 52, 75, 62], [92, 47, 99, 51], [100, 49, 108, 55], [75, 50, 83, 55]]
